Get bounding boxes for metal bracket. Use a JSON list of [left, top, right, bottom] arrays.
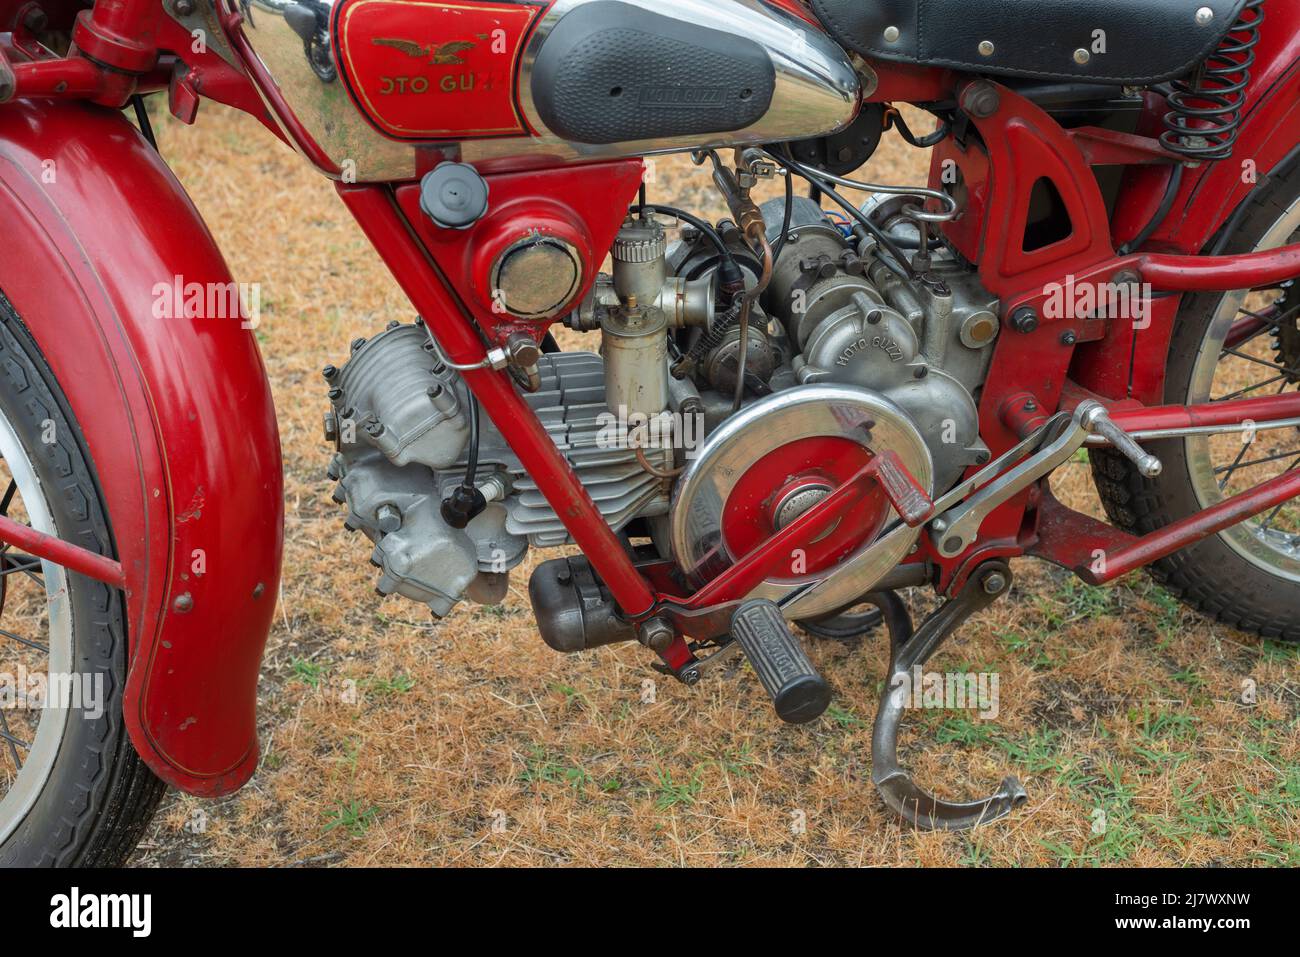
[[866, 561, 1028, 830], [929, 401, 1100, 557]]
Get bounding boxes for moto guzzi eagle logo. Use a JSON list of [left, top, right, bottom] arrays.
[[371, 36, 484, 64]]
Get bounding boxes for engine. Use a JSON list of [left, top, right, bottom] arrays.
[[323, 190, 1000, 632]]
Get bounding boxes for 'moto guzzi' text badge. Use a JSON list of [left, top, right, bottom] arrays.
[[333, 0, 544, 140]]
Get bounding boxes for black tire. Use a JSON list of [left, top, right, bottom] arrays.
[[797, 605, 883, 642], [1091, 160, 1300, 642], [0, 290, 164, 867]]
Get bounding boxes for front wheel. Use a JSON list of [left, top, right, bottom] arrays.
[[0, 292, 164, 866], [1092, 161, 1300, 641]]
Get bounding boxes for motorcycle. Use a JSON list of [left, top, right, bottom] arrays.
[[0, 0, 1297, 865]]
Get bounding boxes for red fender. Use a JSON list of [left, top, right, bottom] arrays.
[[0, 100, 283, 796]]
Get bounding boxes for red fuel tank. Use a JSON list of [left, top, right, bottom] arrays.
[[232, 0, 861, 181], [333, 0, 544, 141]]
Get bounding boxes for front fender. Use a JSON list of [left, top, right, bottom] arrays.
[[0, 100, 283, 796]]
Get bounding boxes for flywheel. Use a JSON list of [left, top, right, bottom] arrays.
[[669, 384, 933, 618]]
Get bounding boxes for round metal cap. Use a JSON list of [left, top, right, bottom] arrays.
[[419, 162, 489, 230], [612, 218, 666, 264]]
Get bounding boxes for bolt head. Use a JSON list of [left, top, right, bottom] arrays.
[[376, 504, 402, 533], [978, 40, 995, 57], [1010, 306, 1040, 334], [638, 618, 675, 652], [960, 82, 1000, 119], [1195, 6, 1215, 25], [982, 572, 1008, 595], [883, 25, 901, 43], [506, 333, 541, 368], [1073, 48, 1091, 65]]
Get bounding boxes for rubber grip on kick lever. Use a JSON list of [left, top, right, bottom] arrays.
[[731, 599, 831, 724]]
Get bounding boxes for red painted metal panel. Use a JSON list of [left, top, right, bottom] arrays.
[[394, 159, 645, 345], [332, 0, 548, 141], [0, 101, 283, 796]]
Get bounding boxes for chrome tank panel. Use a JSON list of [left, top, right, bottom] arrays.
[[223, 0, 861, 181]]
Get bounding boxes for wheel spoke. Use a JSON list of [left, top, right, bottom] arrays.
[[0, 480, 15, 518], [1220, 346, 1300, 378], [0, 627, 47, 655], [1257, 457, 1300, 532], [1213, 373, 1290, 402], [1222, 301, 1300, 353], [0, 555, 42, 581], [1215, 447, 1300, 479], [1216, 441, 1253, 490], [0, 709, 27, 770]]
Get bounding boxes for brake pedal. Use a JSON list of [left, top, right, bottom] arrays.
[[731, 599, 831, 724]]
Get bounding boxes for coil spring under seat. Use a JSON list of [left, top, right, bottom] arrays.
[[1161, 0, 1266, 162]]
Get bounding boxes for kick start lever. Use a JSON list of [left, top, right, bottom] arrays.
[[867, 561, 1028, 830]]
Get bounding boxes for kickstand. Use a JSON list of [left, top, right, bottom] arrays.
[[865, 560, 1028, 830]]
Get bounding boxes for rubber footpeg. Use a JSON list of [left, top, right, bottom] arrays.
[[732, 599, 831, 724]]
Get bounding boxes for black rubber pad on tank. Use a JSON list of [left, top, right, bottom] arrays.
[[530, 1, 776, 145]]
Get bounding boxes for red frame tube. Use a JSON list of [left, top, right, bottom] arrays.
[[0, 512, 125, 587], [1136, 244, 1300, 292], [1108, 392, 1300, 432], [682, 457, 884, 609], [1087, 468, 1300, 584]]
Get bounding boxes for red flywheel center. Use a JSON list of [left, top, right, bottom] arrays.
[[721, 436, 892, 576]]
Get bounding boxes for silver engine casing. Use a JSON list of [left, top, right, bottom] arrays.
[[325, 200, 1001, 619], [325, 325, 670, 616], [761, 197, 997, 493]]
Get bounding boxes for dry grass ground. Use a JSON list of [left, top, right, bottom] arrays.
[[120, 102, 1300, 867]]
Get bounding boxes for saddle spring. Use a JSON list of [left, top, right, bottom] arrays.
[[1160, 0, 1266, 162]]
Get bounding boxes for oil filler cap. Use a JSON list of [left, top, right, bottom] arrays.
[[419, 162, 489, 230]]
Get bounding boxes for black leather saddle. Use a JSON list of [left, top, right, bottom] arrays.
[[809, 0, 1248, 85]]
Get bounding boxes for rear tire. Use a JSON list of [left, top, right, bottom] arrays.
[[0, 291, 164, 866], [1091, 161, 1300, 641]]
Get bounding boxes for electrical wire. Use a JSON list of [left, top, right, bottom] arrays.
[[783, 156, 917, 279], [633, 203, 731, 260], [732, 230, 775, 412], [769, 167, 795, 266], [1118, 164, 1185, 255], [132, 95, 158, 152], [462, 395, 480, 489]]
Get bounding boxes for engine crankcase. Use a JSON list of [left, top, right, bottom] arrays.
[[796, 295, 987, 492]]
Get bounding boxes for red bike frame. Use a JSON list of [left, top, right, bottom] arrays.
[[0, 0, 1298, 794]]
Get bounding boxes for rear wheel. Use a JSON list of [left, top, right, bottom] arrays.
[[1092, 163, 1300, 640], [0, 292, 164, 866]]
